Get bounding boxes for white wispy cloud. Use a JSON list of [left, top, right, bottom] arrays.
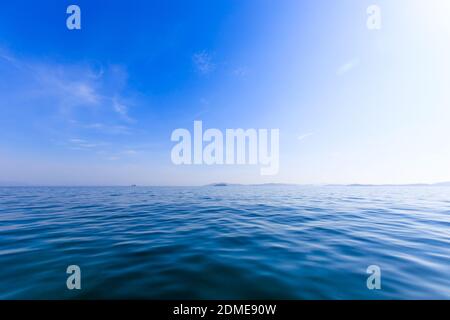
[[0, 49, 17, 64], [68, 138, 105, 149], [232, 66, 249, 77], [336, 58, 360, 76], [297, 132, 314, 141], [65, 138, 141, 162], [27, 63, 103, 110], [122, 149, 138, 155], [103, 149, 139, 162], [0, 49, 133, 119], [71, 83, 100, 105], [193, 51, 215, 75], [84, 123, 131, 135], [112, 97, 135, 122]]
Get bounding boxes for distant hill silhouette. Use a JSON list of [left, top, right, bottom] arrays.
[[205, 182, 450, 187]]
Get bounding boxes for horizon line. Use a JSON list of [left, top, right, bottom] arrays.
[[1, 181, 450, 188]]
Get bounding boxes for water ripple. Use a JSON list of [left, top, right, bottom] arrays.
[[0, 186, 449, 299]]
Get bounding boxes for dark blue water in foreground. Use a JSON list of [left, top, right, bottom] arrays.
[[0, 186, 449, 299]]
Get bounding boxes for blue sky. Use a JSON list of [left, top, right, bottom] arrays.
[[0, 0, 450, 186]]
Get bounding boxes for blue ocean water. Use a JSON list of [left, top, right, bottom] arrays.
[[0, 186, 449, 299]]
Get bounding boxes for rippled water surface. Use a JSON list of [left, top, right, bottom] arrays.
[[0, 186, 449, 299]]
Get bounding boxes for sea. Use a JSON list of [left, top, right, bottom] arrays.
[[0, 186, 449, 299]]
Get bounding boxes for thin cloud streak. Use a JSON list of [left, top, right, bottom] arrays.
[[336, 58, 360, 76], [297, 132, 314, 141]]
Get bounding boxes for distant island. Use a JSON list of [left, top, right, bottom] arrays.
[[205, 182, 450, 187], [207, 182, 298, 187]]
